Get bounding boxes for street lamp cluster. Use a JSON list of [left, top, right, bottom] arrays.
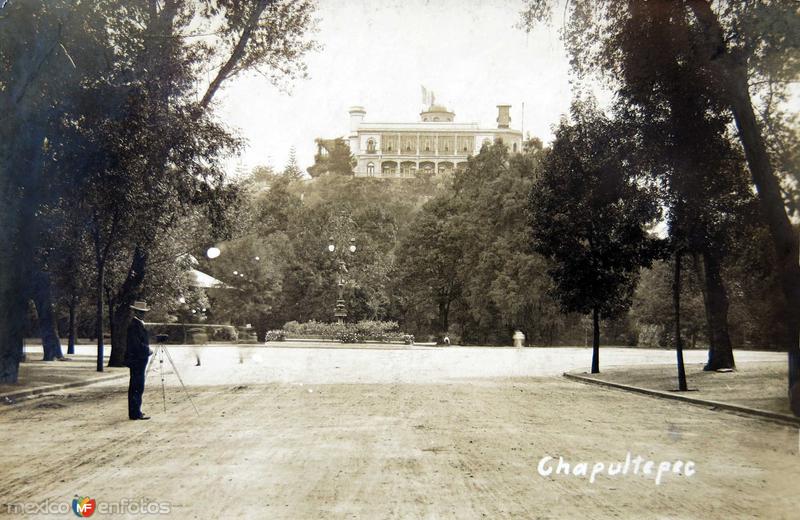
[[328, 237, 357, 254], [328, 237, 357, 324], [232, 256, 261, 280]]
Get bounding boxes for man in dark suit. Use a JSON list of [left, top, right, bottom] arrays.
[[125, 301, 153, 420]]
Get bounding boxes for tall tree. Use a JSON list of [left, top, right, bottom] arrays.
[[0, 1, 319, 378], [283, 146, 303, 180], [528, 101, 660, 373], [614, 1, 763, 371], [0, 0, 108, 381], [395, 195, 464, 338], [105, 0, 318, 369], [451, 139, 562, 345], [520, 0, 800, 414], [307, 138, 355, 177]]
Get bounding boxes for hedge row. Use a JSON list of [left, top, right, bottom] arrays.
[[280, 320, 413, 344]]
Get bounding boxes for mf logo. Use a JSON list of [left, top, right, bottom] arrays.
[[72, 496, 96, 517]]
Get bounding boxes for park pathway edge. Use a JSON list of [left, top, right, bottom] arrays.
[[563, 371, 800, 426]]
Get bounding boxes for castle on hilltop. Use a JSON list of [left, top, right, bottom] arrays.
[[342, 102, 523, 178]]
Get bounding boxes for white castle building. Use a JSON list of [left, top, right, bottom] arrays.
[[348, 103, 523, 178]]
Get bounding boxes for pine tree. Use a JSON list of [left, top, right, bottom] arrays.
[[283, 146, 303, 180]]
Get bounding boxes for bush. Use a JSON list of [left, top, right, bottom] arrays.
[[283, 320, 346, 339], [283, 319, 410, 344], [278, 320, 414, 345], [337, 330, 362, 343], [265, 329, 286, 342], [353, 320, 399, 341], [211, 326, 238, 342], [282, 320, 301, 334]]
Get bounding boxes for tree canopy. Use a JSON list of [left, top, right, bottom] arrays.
[[528, 101, 661, 372]]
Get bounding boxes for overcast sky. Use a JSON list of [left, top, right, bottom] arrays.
[[215, 0, 576, 175]]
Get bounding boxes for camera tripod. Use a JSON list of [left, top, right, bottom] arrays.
[[146, 337, 200, 416]]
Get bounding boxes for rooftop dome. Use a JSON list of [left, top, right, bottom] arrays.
[[420, 104, 455, 122]]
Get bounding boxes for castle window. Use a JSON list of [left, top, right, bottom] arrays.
[[382, 161, 397, 175], [367, 162, 374, 175], [367, 138, 376, 153]]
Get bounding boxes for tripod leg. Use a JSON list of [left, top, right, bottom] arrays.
[[146, 351, 158, 378], [162, 346, 200, 416], [159, 347, 167, 412]]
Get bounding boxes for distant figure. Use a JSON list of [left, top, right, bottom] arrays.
[[443, 335, 450, 346], [192, 344, 202, 366], [125, 301, 153, 420]]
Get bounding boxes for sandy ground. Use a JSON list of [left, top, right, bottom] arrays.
[[0, 346, 796, 519], [0, 358, 127, 397]]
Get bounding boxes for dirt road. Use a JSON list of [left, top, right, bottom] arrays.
[[0, 347, 796, 519]]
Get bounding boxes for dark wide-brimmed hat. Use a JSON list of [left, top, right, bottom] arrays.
[[130, 301, 150, 312]]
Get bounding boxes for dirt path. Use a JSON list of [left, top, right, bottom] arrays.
[[1, 375, 796, 519]]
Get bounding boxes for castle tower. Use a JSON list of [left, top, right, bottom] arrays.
[[496, 105, 511, 129], [348, 106, 366, 153]]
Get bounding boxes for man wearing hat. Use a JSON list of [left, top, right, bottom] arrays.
[[125, 301, 153, 420]]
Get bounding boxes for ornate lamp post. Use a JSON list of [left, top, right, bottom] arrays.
[[328, 237, 356, 324]]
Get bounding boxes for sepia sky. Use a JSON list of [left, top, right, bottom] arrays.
[[215, 0, 578, 175]]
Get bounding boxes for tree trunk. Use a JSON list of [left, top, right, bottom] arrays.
[[728, 73, 800, 412], [0, 264, 26, 382], [687, 0, 800, 415], [199, 0, 271, 109], [106, 286, 115, 354], [0, 190, 27, 382], [591, 307, 600, 374], [438, 299, 449, 336], [108, 247, 148, 367], [701, 250, 735, 371], [67, 293, 77, 355], [674, 252, 688, 391], [95, 267, 105, 372], [672, 251, 687, 391], [110, 306, 132, 367], [0, 8, 67, 382], [31, 269, 64, 361]]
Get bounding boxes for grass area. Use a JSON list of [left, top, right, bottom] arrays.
[[580, 361, 791, 415]]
